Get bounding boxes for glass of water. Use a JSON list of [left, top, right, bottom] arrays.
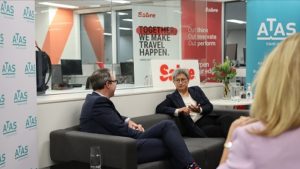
[[90, 146, 102, 169]]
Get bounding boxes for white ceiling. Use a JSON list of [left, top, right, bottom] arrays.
[[35, 0, 246, 30]]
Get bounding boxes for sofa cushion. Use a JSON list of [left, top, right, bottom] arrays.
[[184, 138, 224, 169]]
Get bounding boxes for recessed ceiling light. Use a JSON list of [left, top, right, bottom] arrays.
[[226, 19, 246, 24], [118, 12, 128, 16], [110, 0, 130, 4], [104, 33, 112, 36], [119, 27, 132, 30], [122, 19, 133, 22], [39, 2, 78, 9], [89, 5, 101, 8]]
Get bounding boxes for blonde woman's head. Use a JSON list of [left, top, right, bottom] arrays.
[[251, 33, 300, 136]]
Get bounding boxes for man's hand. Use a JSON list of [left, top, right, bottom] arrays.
[[128, 120, 145, 132]]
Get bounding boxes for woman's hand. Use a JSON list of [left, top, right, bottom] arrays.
[[178, 107, 191, 115], [219, 116, 256, 165], [188, 104, 201, 113], [227, 116, 256, 142]]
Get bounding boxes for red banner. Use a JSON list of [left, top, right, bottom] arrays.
[[181, 1, 222, 81]]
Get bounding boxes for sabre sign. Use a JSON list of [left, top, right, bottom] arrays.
[[151, 60, 200, 89]]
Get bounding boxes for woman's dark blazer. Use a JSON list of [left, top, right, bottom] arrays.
[[156, 86, 213, 116]]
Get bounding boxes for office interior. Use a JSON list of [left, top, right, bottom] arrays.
[[35, 0, 246, 91], [3, 0, 248, 169]]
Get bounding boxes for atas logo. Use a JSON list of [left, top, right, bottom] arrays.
[[257, 18, 296, 41], [15, 145, 28, 160], [12, 33, 26, 47], [160, 64, 195, 81], [2, 61, 16, 76], [14, 90, 28, 104], [26, 115, 37, 129], [0, 0, 14, 17], [0, 153, 5, 167], [0, 33, 3, 45], [23, 6, 34, 21], [2, 120, 17, 135], [0, 94, 4, 106], [25, 62, 36, 75]]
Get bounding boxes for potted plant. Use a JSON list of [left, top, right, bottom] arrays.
[[212, 57, 237, 99]]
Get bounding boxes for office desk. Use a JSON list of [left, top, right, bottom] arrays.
[[210, 98, 253, 110]]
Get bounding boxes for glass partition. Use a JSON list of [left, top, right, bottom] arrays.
[[35, 0, 227, 94]]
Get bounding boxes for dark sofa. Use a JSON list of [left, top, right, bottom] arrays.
[[50, 110, 248, 169]]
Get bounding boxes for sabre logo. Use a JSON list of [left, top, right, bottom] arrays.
[[25, 62, 36, 75], [12, 33, 27, 47], [0, 153, 5, 167], [14, 90, 28, 104], [257, 18, 296, 41], [23, 6, 34, 21], [2, 61, 16, 76], [26, 115, 37, 129], [15, 145, 28, 160], [2, 120, 17, 135], [160, 64, 195, 81], [0, 0, 14, 17]]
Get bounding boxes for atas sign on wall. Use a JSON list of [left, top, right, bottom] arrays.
[[0, 1, 38, 169], [246, 0, 300, 83]]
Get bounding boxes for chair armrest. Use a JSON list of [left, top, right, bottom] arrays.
[[50, 129, 137, 169], [213, 109, 250, 116]]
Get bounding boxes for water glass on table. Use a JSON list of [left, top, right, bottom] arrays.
[[90, 146, 102, 169]]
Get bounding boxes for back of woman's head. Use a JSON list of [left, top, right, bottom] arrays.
[[251, 33, 300, 136]]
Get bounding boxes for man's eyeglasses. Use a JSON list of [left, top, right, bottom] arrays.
[[174, 78, 188, 84], [107, 80, 118, 84]]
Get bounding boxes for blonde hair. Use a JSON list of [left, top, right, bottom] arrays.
[[251, 33, 300, 136]]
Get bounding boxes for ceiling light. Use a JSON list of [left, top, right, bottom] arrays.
[[109, 0, 130, 4], [104, 33, 112, 36], [89, 5, 101, 8], [118, 12, 128, 16], [38, 2, 78, 9], [122, 19, 133, 22], [119, 27, 132, 31], [226, 19, 246, 24]]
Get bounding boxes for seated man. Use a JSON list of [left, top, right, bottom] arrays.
[[156, 68, 243, 138], [80, 68, 200, 169]]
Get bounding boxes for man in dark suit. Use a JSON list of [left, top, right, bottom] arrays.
[[156, 69, 243, 138], [80, 68, 200, 169]]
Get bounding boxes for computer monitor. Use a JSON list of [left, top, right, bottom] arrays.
[[120, 62, 134, 84], [120, 62, 134, 76], [243, 47, 246, 66], [61, 59, 83, 76], [225, 43, 238, 61]]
